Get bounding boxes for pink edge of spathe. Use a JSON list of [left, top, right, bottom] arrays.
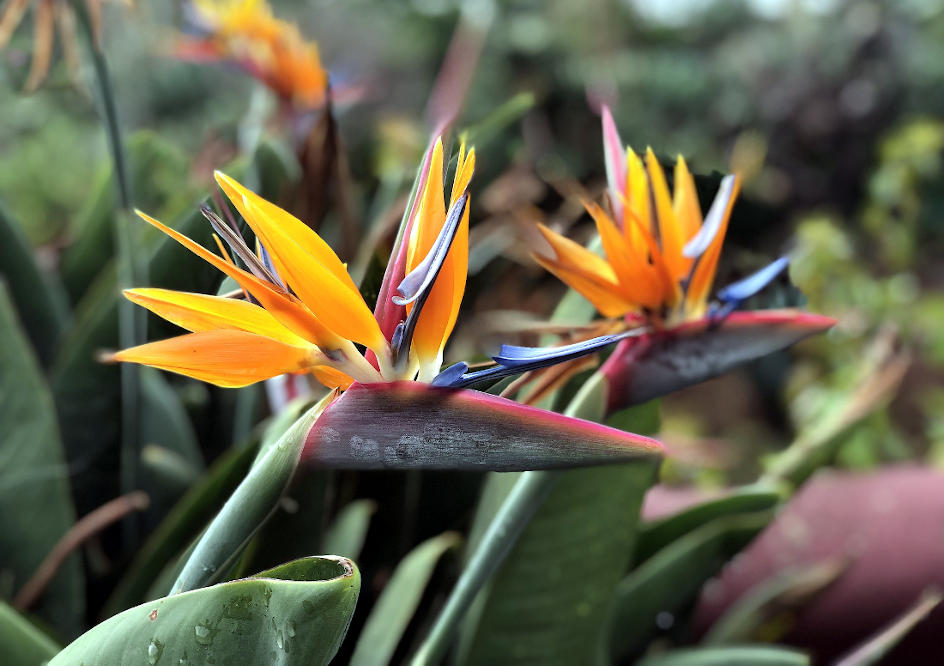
[[601, 309, 837, 413], [601, 105, 626, 226], [300, 380, 665, 461], [367, 142, 437, 369]]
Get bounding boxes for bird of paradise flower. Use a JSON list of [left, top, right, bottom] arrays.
[[175, 0, 328, 109], [436, 107, 835, 413], [0, 0, 121, 91], [107, 137, 663, 471]]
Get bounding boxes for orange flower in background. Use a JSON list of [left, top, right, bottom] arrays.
[[0, 0, 119, 91], [535, 107, 741, 328], [109, 138, 474, 388], [177, 0, 328, 108]]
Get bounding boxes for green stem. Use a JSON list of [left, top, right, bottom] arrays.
[[72, 1, 144, 544], [410, 470, 557, 666]]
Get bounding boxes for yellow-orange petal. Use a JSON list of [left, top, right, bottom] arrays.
[[646, 148, 686, 281], [673, 156, 702, 243], [23, 0, 53, 92], [624, 148, 651, 253], [311, 365, 354, 390], [584, 201, 663, 310], [0, 0, 30, 49], [533, 252, 634, 318], [110, 329, 318, 388], [136, 210, 343, 350], [214, 172, 358, 292], [687, 174, 742, 311], [124, 288, 309, 346], [535, 222, 621, 286], [409, 142, 475, 376], [237, 196, 386, 352]]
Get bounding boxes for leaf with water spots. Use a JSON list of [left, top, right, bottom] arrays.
[[50, 556, 360, 666]]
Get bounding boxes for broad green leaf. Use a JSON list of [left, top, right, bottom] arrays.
[[608, 512, 773, 661], [323, 499, 378, 561], [0, 284, 82, 638], [102, 439, 258, 617], [0, 199, 69, 366], [352, 532, 461, 666], [52, 556, 360, 666], [456, 373, 660, 665], [636, 645, 810, 666], [60, 131, 199, 304], [0, 602, 61, 665], [140, 368, 202, 470], [635, 486, 782, 564], [173, 396, 333, 594]]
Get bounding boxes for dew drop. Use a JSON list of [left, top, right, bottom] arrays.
[[286, 622, 296, 638], [194, 623, 213, 646], [147, 639, 164, 664], [276, 630, 285, 650]]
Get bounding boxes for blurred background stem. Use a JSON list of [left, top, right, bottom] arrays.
[[72, 0, 144, 545]]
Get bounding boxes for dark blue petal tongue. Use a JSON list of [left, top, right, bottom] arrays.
[[432, 328, 648, 389]]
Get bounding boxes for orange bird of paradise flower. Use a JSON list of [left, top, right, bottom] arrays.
[[176, 0, 328, 108], [514, 106, 835, 412], [106, 137, 665, 471], [109, 138, 471, 388], [0, 0, 120, 91]]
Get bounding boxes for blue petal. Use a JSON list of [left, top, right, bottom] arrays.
[[493, 333, 633, 368], [390, 193, 469, 369], [717, 256, 790, 304], [393, 193, 468, 306], [682, 174, 738, 259], [431, 362, 469, 387], [435, 328, 647, 389]]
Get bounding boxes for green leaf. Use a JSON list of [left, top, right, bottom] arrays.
[[60, 131, 198, 305], [0, 283, 82, 638], [635, 486, 782, 564], [0, 198, 69, 366], [51, 556, 360, 666], [0, 602, 61, 665], [322, 500, 378, 561], [351, 532, 461, 666], [172, 396, 332, 594], [102, 439, 258, 617], [636, 645, 810, 666], [608, 511, 773, 661], [456, 375, 660, 665], [140, 368, 202, 470]]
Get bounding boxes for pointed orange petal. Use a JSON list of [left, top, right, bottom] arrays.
[[407, 139, 446, 272], [136, 210, 343, 350], [687, 175, 742, 312], [536, 222, 620, 286], [214, 171, 358, 292], [623, 207, 682, 309], [111, 330, 317, 388], [673, 156, 702, 243], [311, 365, 354, 390], [124, 288, 309, 346], [237, 196, 385, 351], [646, 148, 686, 280], [24, 0, 53, 92], [585, 201, 662, 310], [533, 252, 633, 318], [624, 148, 651, 254], [0, 0, 29, 49]]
